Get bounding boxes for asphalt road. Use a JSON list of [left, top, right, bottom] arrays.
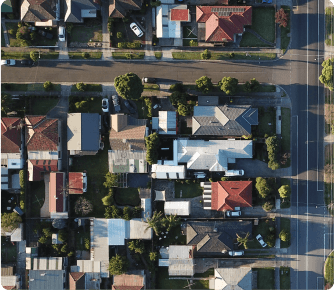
[[1, 0, 333, 288]]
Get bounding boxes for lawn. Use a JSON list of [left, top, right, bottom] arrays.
[[143, 84, 159, 91], [29, 180, 45, 217], [246, 218, 276, 249], [280, 218, 291, 248], [1, 51, 58, 59], [194, 269, 214, 277], [157, 268, 189, 289], [114, 187, 140, 206], [280, 267, 290, 289], [70, 24, 102, 43], [172, 51, 276, 60], [71, 84, 102, 92], [133, 99, 149, 119], [76, 230, 90, 251], [326, 7, 334, 46], [257, 108, 276, 137], [68, 52, 102, 59], [29, 97, 59, 115], [156, 224, 187, 248], [280, 178, 291, 208], [240, 7, 276, 47], [70, 144, 109, 218], [112, 52, 145, 59], [1, 237, 17, 263], [325, 251, 334, 288], [1, 83, 28, 91], [254, 268, 275, 289], [1, 26, 5, 47], [258, 85, 276, 92], [155, 52, 162, 59], [174, 181, 203, 198], [281, 6, 291, 51]]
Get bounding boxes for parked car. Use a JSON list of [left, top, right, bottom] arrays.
[[124, 100, 136, 114], [153, 104, 161, 110], [228, 250, 244, 256], [20, 59, 34, 66], [130, 22, 144, 37], [226, 211, 241, 217], [142, 77, 157, 83], [194, 172, 206, 179], [58, 26, 65, 42], [224, 170, 244, 176], [256, 234, 268, 248], [1, 59, 16, 66], [112, 95, 121, 112], [102, 98, 109, 113]]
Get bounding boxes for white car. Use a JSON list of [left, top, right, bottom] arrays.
[[102, 98, 109, 113], [256, 234, 268, 248], [228, 250, 244, 256], [224, 170, 244, 176], [1, 59, 16, 66], [226, 210, 241, 217], [130, 22, 144, 37], [58, 26, 66, 42]]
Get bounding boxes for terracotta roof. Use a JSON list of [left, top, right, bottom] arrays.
[[21, 0, 57, 22], [25, 115, 58, 152], [27, 159, 58, 181], [1, 117, 21, 154], [211, 181, 252, 211], [196, 6, 252, 42], [69, 172, 84, 194], [69, 272, 85, 290], [49, 172, 64, 213], [171, 9, 189, 21], [112, 274, 144, 290]]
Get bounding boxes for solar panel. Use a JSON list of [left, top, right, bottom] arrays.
[[212, 7, 245, 13]]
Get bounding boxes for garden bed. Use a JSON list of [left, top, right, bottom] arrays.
[[325, 251, 334, 288], [280, 218, 290, 248], [281, 6, 291, 51], [112, 52, 145, 59], [172, 51, 276, 60], [71, 84, 102, 92], [68, 52, 102, 59]]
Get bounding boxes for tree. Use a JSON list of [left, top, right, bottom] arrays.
[[255, 177, 272, 199], [250, 78, 261, 92], [279, 230, 290, 242], [1, 94, 13, 116], [170, 83, 185, 92], [102, 194, 114, 206], [201, 49, 211, 60], [42, 227, 52, 238], [262, 201, 274, 212], [275, 8, 289, 28], [61, 244, 68, 253], [278, 184, 291, 199], [162, 214, 180, 231], [266, 135, 280, 170], [169, 91, 187, 106], [123, 206, 132, 220], [30, 50, 38, 62], [108, 254, 128, 275], [128, 240, 144, 254], [105, 205, 120, 218], [149, 252, 158, 261], [150, 0, 161, 7], [1, 212, 22, 232], [76, 82, 87, 92], [195, 76, 213, 93], [58, 229, 68, 242], [145, 132, 160, 165], [114, 72, 144, 100], [103, 172, 118, 189], [43, 81, 53, 91], [177, 104, 191, 116], [52, 219, 67, 229], [39, 235, 48, 244], [145, 211, 163, 236], [84, 238, 90, 250], [319, 59, 334, 91], [219, 77, 238, 95], [236, 232, 250, 249], [82, 52, 90, 59], [117, 32, 123, 39], [75, 100, 88, 111], [243, 81, 252, 92], [74, 197, 93, 216]]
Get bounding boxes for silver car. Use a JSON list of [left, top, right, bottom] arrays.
[[256, 234, 268, 247], [130, 22, 144, 37]]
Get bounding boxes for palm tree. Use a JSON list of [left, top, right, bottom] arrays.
[[164, 214, 181, 231], [144, 211, 163, 236], [236, 232, 250, 249]]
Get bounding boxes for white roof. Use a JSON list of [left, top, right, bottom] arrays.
[[151, 164, 186, 179], [157, 111, 177, 135], [156, 5, 181, 38], [168, 245, 194, 276], [1, 275, 19, 287], [92, 218, 109, 278], [155, 190, 166, 201], [52, 233, 63, 244], [169, 245, 193, 259], [107, 219, 129, 245], [130, 218, 152, 240], [214, 268, 252, 290], [77, 260, 101, 273], [164, 201, 190, 216], [32, 257, 63, 270], [7, 223, 23, 241], [67, 113, 82, 151]]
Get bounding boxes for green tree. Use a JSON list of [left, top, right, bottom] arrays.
[[262, 201, 274, 212], [195, 76, 213, 93], [42, 227, 52, 238], [38, 235, 48, 244], [177, 104, 191, 116], [219, 77, 239, 95], [43, 81, 53, 91], [169, 91, 187, 106], [150, 0, 161, 7], [117, 32, 123, 39], [61, 244, 68, 253], [30, 50, 38, 62], [149, 252, 158, 261], [103, 172, 118, 189], [250, 78, 260, 92], [255, 177, 271, 199], [102, 194, 114, 206], [145, 211, 163, 236], [243, 81, 252, 92], [1, 212, 22, 232], [279, 230, 290, 242], [128, 240, 144, 254], [84, 238, 90, 250], [145, 132, 160, 165], [76, 82, 87, 92], [123, 206, 132, 220], [265, 234, 275, 247], [58, 229, 68, 242], [1, 94, 13, 116], [75, 100, 88, 111], [82, 52, 90, 59], [114, 72, 144, 100], [319, 59, 334, 91], [74, 197, 93, 216], [162, 214, 180, 231], [266, 135, 280, 170], [169, 83, 185, 92], [236, 232, 250, 249], [108, 254, 128, 275], [105, 205, 120, 218], [278, 184, 291, 199]]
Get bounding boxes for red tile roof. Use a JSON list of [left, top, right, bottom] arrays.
[[49, 172, 64, 213], [69, 272, 85, 290], [211, 181, 252, 211], [196, 6, 252, 42], [1, 117, 21, 153], [171, 9, 190, 21], [3, 286, 16, 290], [69, 172, 84, 194], [25, 115, 58, 152], [112, 274, 144, 290], [27, 159, 58, 181]]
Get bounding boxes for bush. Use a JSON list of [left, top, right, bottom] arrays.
[[201, 49, 211, 60], [189, 40, 198, 47], [82, 52, 90, 59], [221, 177, 229, 181], [319, 59, 334, 91], [279, 230, 290, 242], [126, 53, 133, 59], [266, 135, 280, 170], [145, 132, 160, 165], [170, 83, 185, 92], [76, 82, 87, 92], [278, 184, 291, 199], [30, 32, 37, 41], [66, 23, 74, 34], [19, 170, 25, 189], [68, 251, 74, 257], [58, 229, 68, 242], [149, 252, 158, 261], [169, 91, 187, 106], [61, 244, 68, 253], [117, 32, 123, 39], [102, 194, 114, 206], [255, 177, 273, 199], [123, 206, 132, 220], [84, 238, 90, 250], [30, 50, 38, 62], [150, 0, 161, 7], [144, 98, 152, 118], [265, 233, 276, 247], [43, 81, 53, 91], [262, 201, 274, 212], [219, 77, 238, 95], [177, 104, 191, 116], [8, 29, 16, 35], [229, 52, 235, 58], [20, 200, 25, 210]]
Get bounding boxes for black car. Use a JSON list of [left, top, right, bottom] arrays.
[[142, 77, 157, 83], [124, 100, 136, 114], [20, 59, 34, 66]]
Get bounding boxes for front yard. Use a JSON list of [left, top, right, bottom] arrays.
[[245, 218, 276, 249], [174, 180, 203, 198], [29, 97, 59, 115], [256, 107, 276, 137], [133, 99, 149, 119], [172, 51, 276, 60], [114, 187, 140, 206], [69, 23, 102, 44], [325, 251, 334, 288], [280, 267, 290, 289], [69, 96, 102, 114], [280, 218, 291, 248], [255, 268, 275, 289]]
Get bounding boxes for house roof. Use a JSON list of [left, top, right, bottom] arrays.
[[1, 0, 13, 13], [196, 6, 252, 42], [109, 0, 141, 18], [28, 270, 65, 290], [129, 218, 152, 240], [112, 273, 144, 290], [21, 0, 57, 22], [193, 105, 258, 136], [108, 150, 147, 173], [1, 117, 21, 154], [27, 160, 58, 181], [156, 4, 182, 38], [151, 164, 186, 179], [65, 0, 100, 23], [171, 8, 189, 21], [92, 219, 109, 278], [69, 272, 85, 290], [214, 268, 252, 290], [69, 172, 84, 194], [25, 116, 58, 152], [186, 220, 252, 254], [1, 265, 14, 276], [153, 111, 177, 135], [164, 201, 190, 216], [211, 181, 252, 211], [49, 172, 64, 213]]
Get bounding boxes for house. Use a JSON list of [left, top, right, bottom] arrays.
[[20, 0, 59, 26], [68, 172, 87, 194], [202, 181, 252, 211], [67, 113, 102, 156], [65, 0, 101, 23], [185, 220, 252, 256], [159, 245, 195, 276], [210, 268, 253, 290], [70, 260, 101, 289], [152, 111, 177, 135], [109, 0, 142, 18], [196, 6, 252, 43], [156, 5, 190, 45], [49, 172, 68, 219], [164, 201, 191, 216], [151, 164, 186, 179], [2, 223, 23, 242], [28, 160, 58, 181], [192, 105, 258, 136], [1, 117, 24, 169], [108, 114, 147, 173], [112, 271, 146, 290], [2, 265, 21, 290], [1, 167, 20, 191], [28, 270, 66, 290], [69, 272, 85, 290], [1, 0, 13, 13]]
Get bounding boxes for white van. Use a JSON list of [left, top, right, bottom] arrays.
[[226, 210, 241, 217], [228, 250, 244, 256], [224, 170, 244, 176]]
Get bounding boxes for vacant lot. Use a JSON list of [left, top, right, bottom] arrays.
[[175, 181, 203, 198], [70, 24, 102, 43]]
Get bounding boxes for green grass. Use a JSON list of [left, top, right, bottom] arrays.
[[69, 96, 102, 114], [172, 52, 202, 60], [280, 267, 290, 289], [114, 187, 140, 206], [325, 8, 334, 46], [258, 109, 276, 137], [112, 52, 145, 59], [194, 269, 214, 278], [68, 52, 102, 59], [183, 26, 197, 39], [240, 7, 276, 47], [30, 97, 59, 115], [246, 218, 275, 249], [70, 25, 103, 43], [155, 52, 162, 59], [175, 181, 203, 198], [324, 183, 334, 216], [255, 268, 275, 289], [71, 84, 102, 92], [143, 84, 159, 91], [157, 268, 189, 289], [30, 181, 45, 217], [133, 99, 149, 119], [172, 51, 276, 60], [280, 178, 291, 208], [1, 237, 17, 263], [1, 26, 5, 47], [325, 251, 334, 287], [70, 145, 109, 218], [280, 218, 291, 248], [1, 83, 28, 91], [2, 51, 59, 59], [28, 83, 61, 92], [281, 6, 291, 51], [76, 230, 90, 251], [156, 224, 187, 247], [281, 108, 291, 152]]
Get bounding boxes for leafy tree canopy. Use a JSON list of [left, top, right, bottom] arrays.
[[219, 77, 238, 95], [1, 212, 22, 232], [108, 254, 128, 276], [319, 59, 334, 91], [195, 76, 213, 93], [278, 184, 291, 199], [114, 72, 144, 100]]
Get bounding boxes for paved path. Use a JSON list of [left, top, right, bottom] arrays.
[[101, 0, 112, 60], [40, 173, 50, 217], [1, 21, 10, 47], [16, 241, 26, 289]]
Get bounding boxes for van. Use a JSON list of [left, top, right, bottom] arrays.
[[228, 250, 244, 256], [226, 210, 241, 217], [224, 170, 244, 176]]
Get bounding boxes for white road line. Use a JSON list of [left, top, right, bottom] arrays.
[[306, 0, 309, 287]]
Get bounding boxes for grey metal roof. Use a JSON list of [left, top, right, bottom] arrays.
[[29, 270, 65, 290], [81, 113, 100, 151], [65, 0, 100, 22], [215, 268, 252, 290]]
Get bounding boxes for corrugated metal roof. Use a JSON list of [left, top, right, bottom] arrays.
[[29, 270, 65, 290], [130, 219, 152, 240], [81, 114, 100, 151], [141, 198, 152, 220], [92, 219, 109, 278], [158, 111, 177, 135], [151, 164, 186, 179], [107, 219, 128, 245], [164, 201, 190, 216]]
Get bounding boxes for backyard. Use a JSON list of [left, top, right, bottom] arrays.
[[29, 180, 45, 217], [114, 187, 140, 206], [75, 228, 90, 251], [133, 99, 149, 119], [69, 23, 102, 44], [1, 237, 17, 263], [156, 224, 187, 248], [29, 97, 59, 115], [255, 268, 275, 289], [240, 7, 276, 47], [174, 181, 203, 198]]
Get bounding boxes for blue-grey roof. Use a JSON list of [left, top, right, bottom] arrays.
[[65, 0, 100, 22], [29, 270, 65, 290], [107, 219, 129, 245], [81, 113, 100, 151]]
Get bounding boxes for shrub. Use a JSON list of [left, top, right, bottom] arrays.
[[39, 236, 48, 244], [145, 132, 159, 165], [82, 52, 90, 59], [30, 32, 36, 41], [169, 91, 187, 106], [150, 0, 161, 7], [219, 76, 238, 95], [84, 238, 90, 250], [123, 206, 131, 220], [68, 251, 74, 257], [177, 104, 191, 116], [117, 32, 123, 39], [278, 184, 291, 199], [255, 177, 272, 199], [67, 23, 74, 34], [195, 76, 213, 93], [170, 83, 185, 92], [61, 244, 68, 253], [102, 194, 114, 206], [275, 8, 289, 28], [266, 135, 280, 170], [118, 42, 127, 49], [319, 59, 334, 91], [19, 39, 30, 47], [266, 233, 276, 247], [262, 201, 274, 212], [144, 98, 152, 117], [30, 50, 38, 62], [229, 52, 235, 58], [201, 49, 211, 60], [76, 82, 87, 92], [149, 252, 158, 261], [125, 53, 133, 59], [221, 177, 229, 181], [20, 200, 25, 210], [8, 29, 15, 35], [58, 229, 68, 242], [189, 40, 198, 47], [43, 81, 53, 91], [279, 230, 290, 242], [19, 170, 25, 189]]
